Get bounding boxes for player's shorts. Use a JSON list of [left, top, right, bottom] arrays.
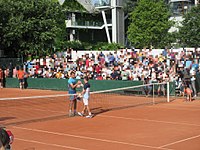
[[69, 95, 77, 101], [68, 90, 76, 101], [18, 79, 24, 83], [83, 98, 89, 106]]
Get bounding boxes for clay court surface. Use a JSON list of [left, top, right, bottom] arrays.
[[0, 88, 200, 150]]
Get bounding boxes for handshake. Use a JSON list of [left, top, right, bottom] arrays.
[[76, 80, 83, 88], [76, 92, 83, 101]]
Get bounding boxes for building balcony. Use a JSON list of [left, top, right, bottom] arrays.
[[66, 19, 112, 29], [169, 0, 192, 17]]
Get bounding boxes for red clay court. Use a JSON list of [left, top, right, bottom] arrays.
[[0, 88, 200, 150]]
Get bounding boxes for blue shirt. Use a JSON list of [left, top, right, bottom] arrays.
[[192, 63, 199, 71], [68, 77, 77, 93], [185, 60, 192, 68]]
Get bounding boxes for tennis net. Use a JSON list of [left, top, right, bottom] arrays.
[[0, 82, 172, 126]]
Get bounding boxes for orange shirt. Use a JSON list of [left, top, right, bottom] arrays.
[[17, 70, 25, 79]]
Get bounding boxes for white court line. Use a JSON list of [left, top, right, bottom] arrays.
[[0, 94, 67, 101], [13, 126, 172, 150], [164, 103, 200, 109], [159, 134, 200, 148], [99, 115, 200, 127], [14, 138, 86, 150], [152, 106, 200, 111]]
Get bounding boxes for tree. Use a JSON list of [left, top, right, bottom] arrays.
[[123, 0, 138, 13], [0, 0, 65, 58], [178, 4, 200, 48], [127, 0, 172, 48]]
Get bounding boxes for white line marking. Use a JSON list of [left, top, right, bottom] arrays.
[[0, 94, 67, 101], [99, 115, 200, 127], [152, 106, 200, 111], [159, 134, 200, 148], [14, 138, 86, 150], [164, 103, 200, 109], [13, 126, 172, 150]]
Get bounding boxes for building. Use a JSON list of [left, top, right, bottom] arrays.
[[168, 0, 198, 32], [64, 0, 125, 45], [63, 0, 199, 45]]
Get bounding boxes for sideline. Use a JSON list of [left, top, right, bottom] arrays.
[[99, 115, 200, 127], [14, 138, 86, 150], [159, 134, 200, 148], [13, 126, 172, 150]]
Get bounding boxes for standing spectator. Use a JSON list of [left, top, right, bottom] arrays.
[[190, 70, 197, 98], [143, 77, 152, 96], [157, 71, 166, 96], [17, 67, 25, 89], [8, 62, 13, 78], [183, 68, 192, 88], [68, 71, 82, 117], [183, 85, 193, 102], [0, 68, 3, 88]]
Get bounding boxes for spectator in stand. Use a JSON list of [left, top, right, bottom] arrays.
[[121, 67, 129, 81], [9, 47, 199, 100]]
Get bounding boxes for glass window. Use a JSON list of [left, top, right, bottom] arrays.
[[169, 1, 191, 16], [92, 0, 111, 7]]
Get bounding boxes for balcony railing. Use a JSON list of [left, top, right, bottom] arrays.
[[66, 19, 112, 29], [169, 0, 192, 16]]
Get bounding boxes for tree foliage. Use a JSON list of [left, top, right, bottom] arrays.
[[123, 0, 138, 13], [0, 0, 65, 57], [127, 0, 172, 48], [178, 4, 200, 48]]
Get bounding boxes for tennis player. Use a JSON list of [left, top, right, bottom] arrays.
[[78, 76, 93, 118], [68, 71, 82, 117], [17, 67, 25, 89]]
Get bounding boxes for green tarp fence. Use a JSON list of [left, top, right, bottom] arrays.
[[4, 78, 176, 95], [196, 73, 200, 93]]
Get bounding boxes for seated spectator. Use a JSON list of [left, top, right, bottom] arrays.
[[121, 67, 129, 80]]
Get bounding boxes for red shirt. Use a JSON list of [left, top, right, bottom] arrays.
[[0, 70, 3, 79], [86, 59, 90, 68], [95, 65, 101, 74]]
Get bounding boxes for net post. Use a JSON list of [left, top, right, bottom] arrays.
[[167, 82, 170, 102], [153, 83, 155, 105]]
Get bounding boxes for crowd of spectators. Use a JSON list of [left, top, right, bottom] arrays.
[[1, 48, 200, 96]]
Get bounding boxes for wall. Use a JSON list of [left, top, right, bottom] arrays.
[[5, 78, 143, 91], [5, 78, 176, 95]]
